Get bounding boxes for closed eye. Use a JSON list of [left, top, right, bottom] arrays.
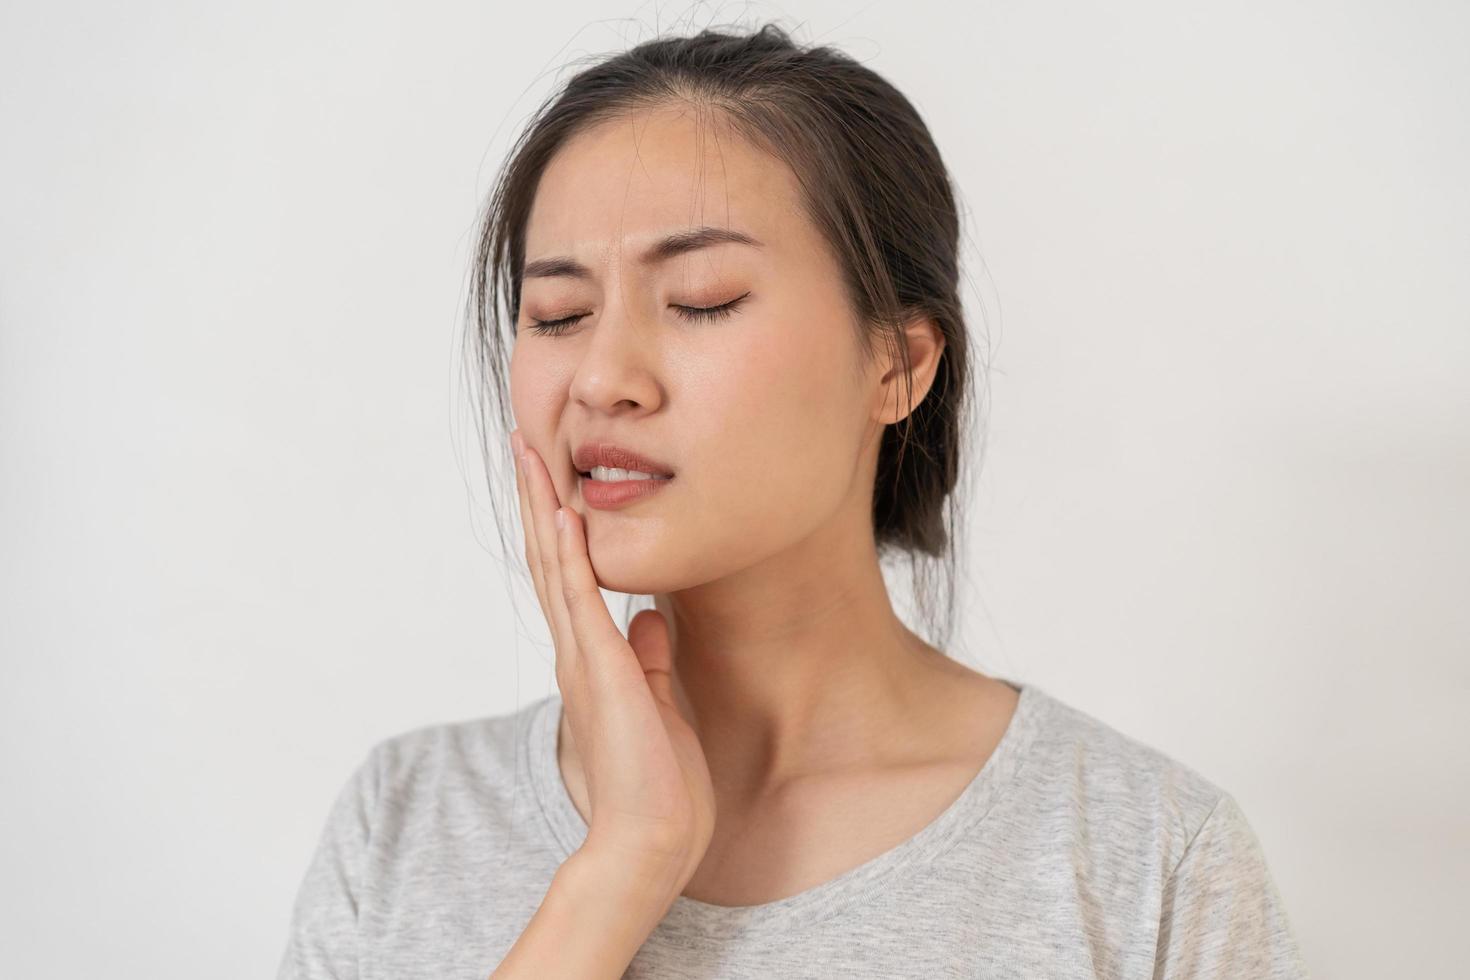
[[526, 292, 751, 336], [672, 292, 751, 323]]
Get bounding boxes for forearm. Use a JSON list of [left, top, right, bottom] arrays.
[[490, 848, 682, 979]]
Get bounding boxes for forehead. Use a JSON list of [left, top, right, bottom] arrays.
[[523, 104, 806, 269]]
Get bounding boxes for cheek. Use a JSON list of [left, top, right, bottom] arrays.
[[686, 332, 859, 515], [706, 328, 859, 466], [509, 347, 560, 414], [508, 351, 580, 496], [508, 348, 573, 457]]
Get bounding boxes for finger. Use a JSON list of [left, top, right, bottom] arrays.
[[512, 431, 549, 619], [522, 443, 575, 657], [627, 608, 679, 712], [554, 503, 635, 682]]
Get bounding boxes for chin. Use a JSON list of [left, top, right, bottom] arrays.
[[588, 569, 671, 596], [586, 545, 698, 597], [584, 543, 656, 596]]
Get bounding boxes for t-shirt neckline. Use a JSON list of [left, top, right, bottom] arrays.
[[525, 676, 1047, 944]]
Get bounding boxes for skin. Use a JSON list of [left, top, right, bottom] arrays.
[[509, 102, 1020, 906]]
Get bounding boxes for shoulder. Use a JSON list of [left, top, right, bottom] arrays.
[[1018, 684, 1234, 876], [981, 684, 1308, 975], [351, 694, 554, 810]]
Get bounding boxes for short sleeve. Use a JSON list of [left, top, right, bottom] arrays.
[[276, 744, 381, 980], [1153, 793, 1310, 980]]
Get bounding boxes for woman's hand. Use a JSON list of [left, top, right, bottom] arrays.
[[510, 429, 715, 889]]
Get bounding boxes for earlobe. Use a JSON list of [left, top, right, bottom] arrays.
[[877, 315, 945, 425]]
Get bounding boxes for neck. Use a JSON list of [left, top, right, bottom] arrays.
[[652, 513, 955, 800]]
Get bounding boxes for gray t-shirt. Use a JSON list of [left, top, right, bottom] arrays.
[[276, 679, 1309, 978]]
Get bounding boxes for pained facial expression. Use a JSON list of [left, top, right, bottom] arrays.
[[510, 104, 885, 595]]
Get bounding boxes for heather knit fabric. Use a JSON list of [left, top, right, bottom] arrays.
[[277, 679, 1309, 979]]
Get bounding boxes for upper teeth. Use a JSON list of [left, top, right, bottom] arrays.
[[588, 466, 668, 481]]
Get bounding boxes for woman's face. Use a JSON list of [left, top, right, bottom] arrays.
[[510, 105, 885, 596]]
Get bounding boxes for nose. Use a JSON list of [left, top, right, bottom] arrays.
[[567, 298, 665, 415]]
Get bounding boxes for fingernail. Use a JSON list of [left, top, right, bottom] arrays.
[[554, 508, 566, 531]]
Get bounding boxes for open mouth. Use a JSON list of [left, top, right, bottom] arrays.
[[577, 469, 674, 482]]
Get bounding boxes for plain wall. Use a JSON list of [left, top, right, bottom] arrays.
[[2, 1, 1465, 976]]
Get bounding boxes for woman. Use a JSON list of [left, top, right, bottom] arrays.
[[278, 23, 1308, 979]]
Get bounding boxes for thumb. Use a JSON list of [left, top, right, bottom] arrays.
[[626, 608, 679, 714]]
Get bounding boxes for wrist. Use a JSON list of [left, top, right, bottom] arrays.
[[562, 844, 687, 921]]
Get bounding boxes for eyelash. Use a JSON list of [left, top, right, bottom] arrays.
[[526, 292, 751, 336]]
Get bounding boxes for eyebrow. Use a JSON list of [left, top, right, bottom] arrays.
[[522, 226, 764, 281]]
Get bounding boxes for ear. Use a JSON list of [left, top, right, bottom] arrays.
[[874, 314, 946, 426]]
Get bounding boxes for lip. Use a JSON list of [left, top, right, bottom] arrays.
[[571, 441, 675, 511], [572, 442, 676, 478], [578, 471, 674, 510]]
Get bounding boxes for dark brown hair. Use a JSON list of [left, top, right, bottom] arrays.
[[462, 20, 989, 656]]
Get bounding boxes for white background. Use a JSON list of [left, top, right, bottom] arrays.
[[2, 1, 1465, 977]]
